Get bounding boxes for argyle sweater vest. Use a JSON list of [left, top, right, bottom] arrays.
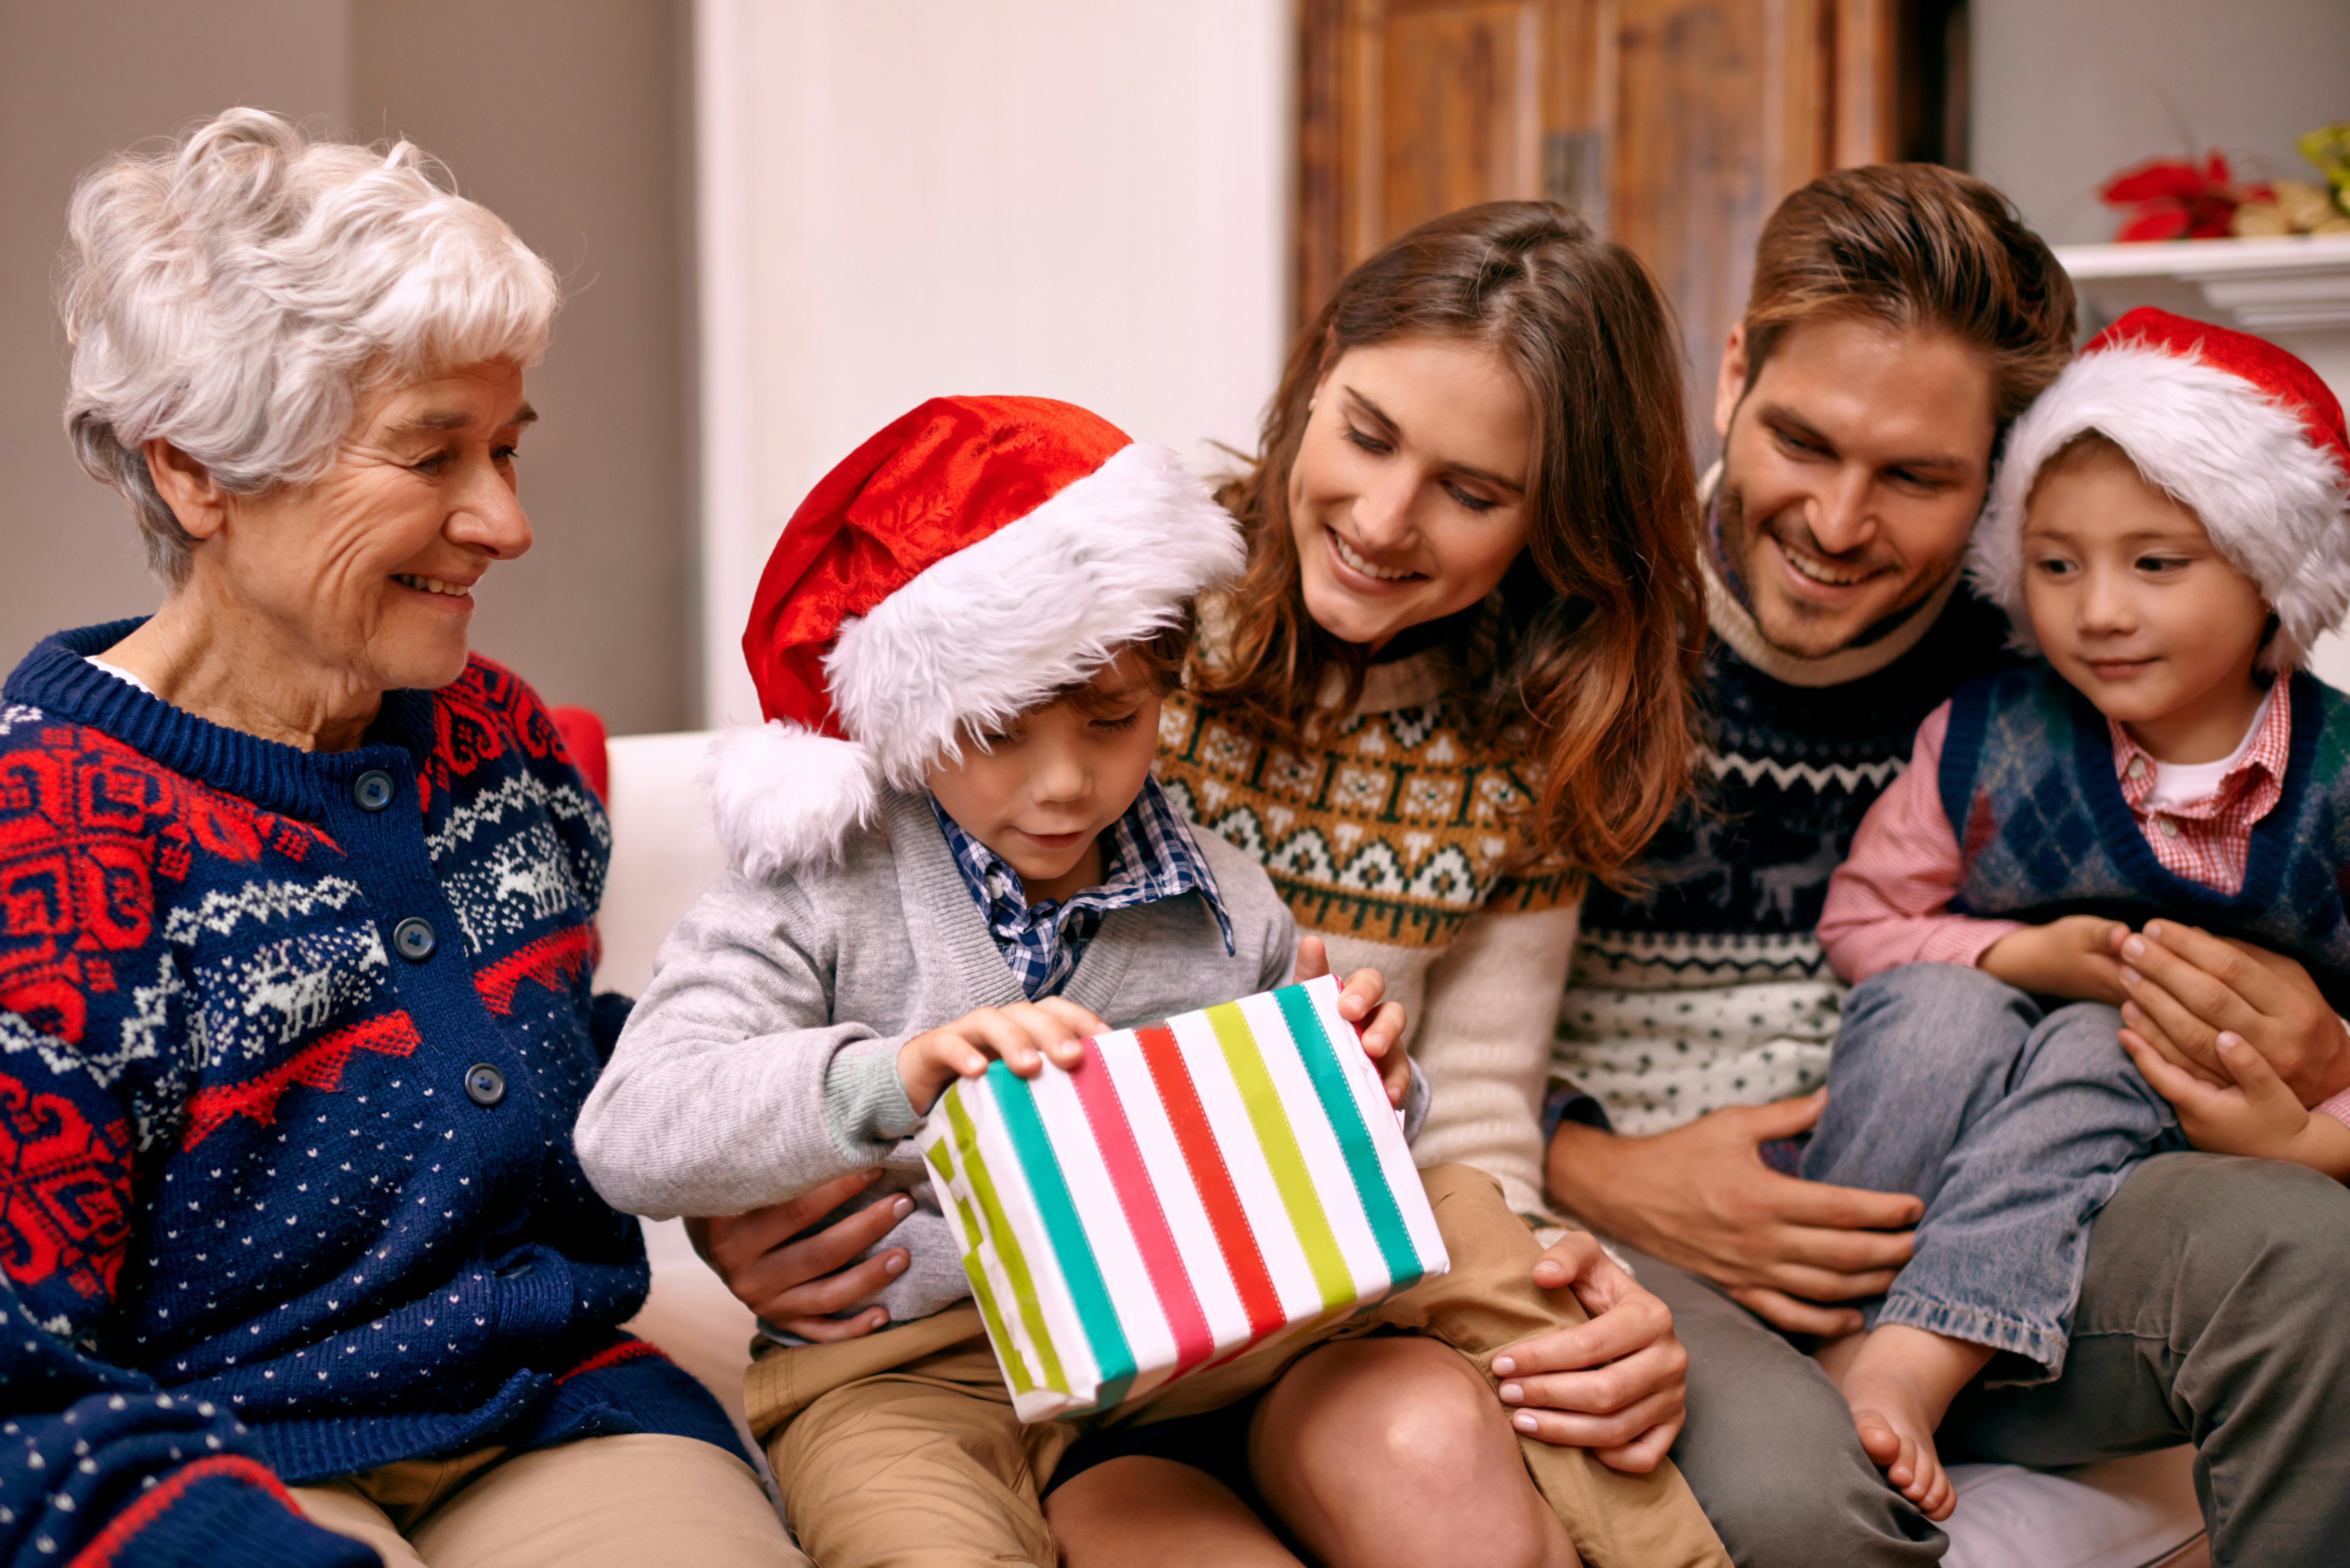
[[1942, 663, 2350, 1012], [0, 622, 734, 1567], [1556, 581, 2019, 1133]]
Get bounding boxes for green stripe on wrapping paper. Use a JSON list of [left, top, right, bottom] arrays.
[[925, 1138, 1034, 1388], [926, 1141, 987, 1251], [946, 1091, 1061, 1397], [1204, 1002, 1356, 1311], [990, 1063, 1138, 1410], [1274, 984, 1426, 1290]]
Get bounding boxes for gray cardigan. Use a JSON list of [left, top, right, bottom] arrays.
[[575, 789, 1310, 1326]]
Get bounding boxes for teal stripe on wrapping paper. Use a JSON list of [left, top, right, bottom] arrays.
[[990, 1062, 1137, 1410], [1274, 984, 1426, 1290]]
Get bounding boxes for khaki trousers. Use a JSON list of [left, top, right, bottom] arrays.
[[751, 1164, 1729, 1568], [292, 1431, 808, 1568]]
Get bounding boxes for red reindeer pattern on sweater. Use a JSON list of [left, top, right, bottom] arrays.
[[0, 659, 602, 1310]]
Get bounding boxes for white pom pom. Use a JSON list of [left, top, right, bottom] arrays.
[[700, 721, 879, 878]]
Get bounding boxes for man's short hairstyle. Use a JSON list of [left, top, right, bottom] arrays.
[[61, 108, 560, 586], [1742, 164, 2077, 426]]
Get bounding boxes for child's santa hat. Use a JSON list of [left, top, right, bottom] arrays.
[[706, 395, 1243, 877], [1968, 306, 2350, 672]]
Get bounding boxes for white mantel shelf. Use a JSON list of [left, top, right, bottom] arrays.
[[2054, 234, 2350, 333]]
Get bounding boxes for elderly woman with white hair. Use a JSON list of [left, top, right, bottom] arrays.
[[0, 110, 804, 1567]]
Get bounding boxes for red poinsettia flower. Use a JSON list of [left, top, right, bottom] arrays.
[[2099, 152, 2272, 242]]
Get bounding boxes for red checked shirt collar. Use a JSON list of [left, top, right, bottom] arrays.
[[2108, 680, 2290, 894], [2112, 681, 2289, 820]]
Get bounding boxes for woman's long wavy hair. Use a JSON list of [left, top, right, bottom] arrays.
[[1199, 201, 1702, 892]]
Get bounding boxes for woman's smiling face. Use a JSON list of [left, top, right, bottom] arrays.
[[1286, 337, 1534, 652], [189, 358, 537, 696]]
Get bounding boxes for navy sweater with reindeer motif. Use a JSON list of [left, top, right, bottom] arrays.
[[1554, 558, 2021, 1135], [0, 622, 734, 1566]]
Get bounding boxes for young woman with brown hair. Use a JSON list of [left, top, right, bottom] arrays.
[[1156, 199, 1704, 1221], [693, 202, 1721, 1567]]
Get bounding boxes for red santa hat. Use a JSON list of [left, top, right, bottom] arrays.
[[1968, 306, 2350, 672], [706, 394, 1243, 876]]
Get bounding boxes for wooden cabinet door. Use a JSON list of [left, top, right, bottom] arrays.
[[1298, 0, 1901, 439]]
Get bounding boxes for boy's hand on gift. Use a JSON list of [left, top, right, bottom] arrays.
[[1295, 934, 1411, 1106], [1491, 1231, 1688, 1471], [2122, 1027, 2350, 1180], [1977, 915, 2128, 1005], [2110, 922, 2350, 1105], [686, 1168, 914, 1340], [897, 998, 1106, 1114]]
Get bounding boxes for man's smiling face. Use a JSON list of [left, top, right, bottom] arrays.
[[1713, 315, 2000, 657]]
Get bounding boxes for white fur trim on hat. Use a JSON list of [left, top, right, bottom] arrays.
[[825, 440, 1245, 784], [1969, 342, 2350, 672], [702, 720, 879, 879]]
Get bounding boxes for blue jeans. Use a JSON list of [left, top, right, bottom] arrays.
[[1798, 963, 2186, 1380]]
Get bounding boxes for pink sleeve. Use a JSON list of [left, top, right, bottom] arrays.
[[2319, 1029, 2350, 1131], [1817, 702, 2025, 984]]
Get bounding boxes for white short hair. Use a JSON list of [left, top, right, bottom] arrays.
[[61, 108, 562, 586]]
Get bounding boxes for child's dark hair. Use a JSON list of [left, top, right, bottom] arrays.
[[1053, 602, 1197, 719]]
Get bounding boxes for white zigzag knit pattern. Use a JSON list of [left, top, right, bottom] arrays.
[[161, 877, 365, 945], [1698, 747, 1903, 794], [425, 771, 608, 864]]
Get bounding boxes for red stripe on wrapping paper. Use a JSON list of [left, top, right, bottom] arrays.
[[1133, 1024, 1283, 1340], [1065, 1038, 1216, 1377]]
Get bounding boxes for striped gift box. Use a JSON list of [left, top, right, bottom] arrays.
[[916, 974, 1448, 1422]]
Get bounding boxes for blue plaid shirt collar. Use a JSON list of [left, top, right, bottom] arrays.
[[930, 776, 1235, 1000]]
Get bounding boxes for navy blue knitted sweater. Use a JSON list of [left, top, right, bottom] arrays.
[[0, 622, 736, 1566]]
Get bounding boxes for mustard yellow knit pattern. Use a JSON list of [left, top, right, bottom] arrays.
[[1155, 679, 1574, 952]]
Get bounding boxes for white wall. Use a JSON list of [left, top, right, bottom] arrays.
[[1972, 0, 2350, 247], [694, 0, 1292, 726]]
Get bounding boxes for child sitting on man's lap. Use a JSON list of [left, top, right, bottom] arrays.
[[575, 397, 1719, 1568], [1805, 309, 2350, 1521]]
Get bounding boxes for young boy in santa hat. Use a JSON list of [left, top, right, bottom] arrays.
[[1799, 308, 2350, 1521], [575, 396, 1728, 1568]]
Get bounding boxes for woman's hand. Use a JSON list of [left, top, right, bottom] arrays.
[[2123, 1028, 2350, 1181], [1294, 934, 1411, 1106], [896, 997, 1104, 1113], [1487, 1231, 1690, 1472], [1978, 916, 2129, 1005], [685, 1169, 916, 1341], [2112, 922, 2350, 1104]]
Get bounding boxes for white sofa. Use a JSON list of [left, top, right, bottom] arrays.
[[598, 729, 2210, 1568]]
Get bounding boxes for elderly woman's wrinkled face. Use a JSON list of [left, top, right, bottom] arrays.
[[205, 359, 535, 694]]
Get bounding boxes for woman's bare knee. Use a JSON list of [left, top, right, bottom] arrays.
[[1046, 1455, 1299, 1568], [1252, 1338, 1574, 1568]]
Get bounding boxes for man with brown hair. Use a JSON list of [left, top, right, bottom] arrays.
[[1543, 165, 2350, 1563]]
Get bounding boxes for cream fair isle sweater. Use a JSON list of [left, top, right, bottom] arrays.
[[1158, 648, 1582, 1219]]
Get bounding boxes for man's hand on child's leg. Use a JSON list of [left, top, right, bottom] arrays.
[[898, 998, 1106, 1113], [2112, 922, 2350, 1106], [1294, 936, 1411, 1106]]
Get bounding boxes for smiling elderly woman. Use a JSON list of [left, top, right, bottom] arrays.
[[0, 110, 803, 1567]]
